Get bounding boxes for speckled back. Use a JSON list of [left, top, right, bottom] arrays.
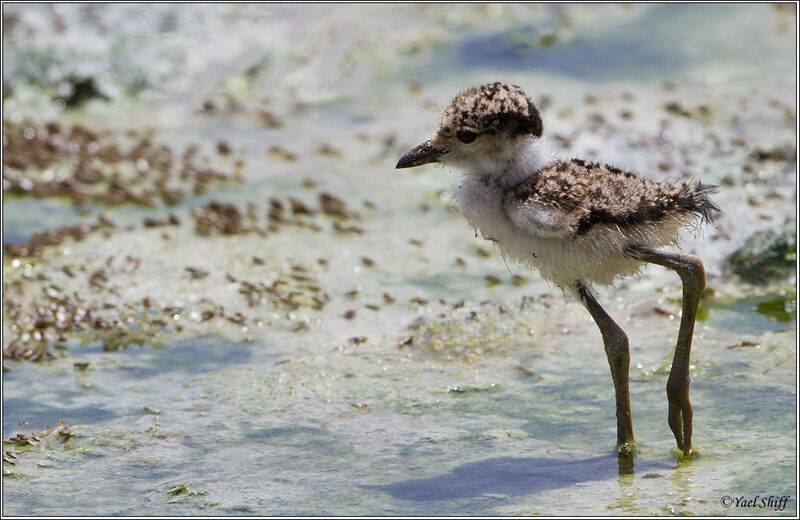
[[509, 159, 719, 236]]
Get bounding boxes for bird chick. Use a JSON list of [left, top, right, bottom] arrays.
[[397, 82, 719, 458]]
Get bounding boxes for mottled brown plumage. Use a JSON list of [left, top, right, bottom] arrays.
[[437, 82, 543, 141], [508, 158, 718, 237]]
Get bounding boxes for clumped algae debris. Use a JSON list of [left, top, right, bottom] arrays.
[[726, 228, 797, 285], [165, 482, 208, 502], [3, 420, 78, 477], [168, 485, 189, 496], [2, 182, 370, 367], [754, 289, 797, 323], [2, 120, 242, 208]]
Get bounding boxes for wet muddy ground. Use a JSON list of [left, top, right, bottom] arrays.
[[2, 4, 797, 516]]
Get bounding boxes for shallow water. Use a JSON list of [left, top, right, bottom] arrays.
[[2, 3, 797, 516]]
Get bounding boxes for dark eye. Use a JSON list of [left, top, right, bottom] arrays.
[[456, 130, 478, 144]]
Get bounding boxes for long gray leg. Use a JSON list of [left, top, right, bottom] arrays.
[[626, 246, 705, 456], [573, 281, 635, 455]]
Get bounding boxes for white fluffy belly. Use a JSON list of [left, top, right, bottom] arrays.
[[455, 178, 646, 287]]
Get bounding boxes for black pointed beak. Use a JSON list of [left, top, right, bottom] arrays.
[[396, 140, 445, 169]]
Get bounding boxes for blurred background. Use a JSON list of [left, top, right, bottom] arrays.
[[3, 4, 797, 516]]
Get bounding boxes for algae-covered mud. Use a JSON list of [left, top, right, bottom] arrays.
[[3, 4, 797, 516]]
